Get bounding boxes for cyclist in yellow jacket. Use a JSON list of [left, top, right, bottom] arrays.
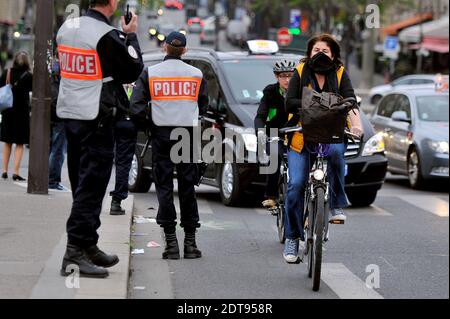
[[283, 34, 362, 264]]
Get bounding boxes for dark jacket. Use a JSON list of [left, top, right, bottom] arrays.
[[130, 55, 209, 134], [85, 9, 144, 118], [285, 63, 355, 116], [254, 83, 288, 134], [0, 67, 33, 144]]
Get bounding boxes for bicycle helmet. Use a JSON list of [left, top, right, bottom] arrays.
[[273, 60, 296, 74]]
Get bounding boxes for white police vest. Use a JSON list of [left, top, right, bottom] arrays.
[[56, 16, 115, 120], [148, 59, 203, 126]]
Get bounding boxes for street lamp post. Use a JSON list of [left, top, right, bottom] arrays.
[[27, 0, 53, 194], [214, 0, 220, 51], [416, 0, 424, 73]]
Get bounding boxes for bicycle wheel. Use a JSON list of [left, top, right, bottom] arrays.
[[311, 187, 325, 291], [276, 174, 287, 244], [305, 195, 314, 278]]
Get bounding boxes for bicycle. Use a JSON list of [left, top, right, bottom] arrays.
[[269, 126, 361, 291], [266, 127, 302, 244]]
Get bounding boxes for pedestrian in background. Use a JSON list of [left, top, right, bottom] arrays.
[[57, 0, 143, 278], [0, 51, 33, 181], [131, 31, 208, 260], [48, 58, 68, 191]]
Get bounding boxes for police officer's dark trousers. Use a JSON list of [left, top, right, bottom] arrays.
[[110, 116, 137, 201], [152, 127, 200, 234], [64, 116, 115, 247]]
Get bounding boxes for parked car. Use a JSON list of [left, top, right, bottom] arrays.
[[369, 74, 437, 105], [129, 41, 388, 207], [370, 88, 449, 188]]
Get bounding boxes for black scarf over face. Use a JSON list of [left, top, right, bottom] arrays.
[[307, 51, 336, 75]]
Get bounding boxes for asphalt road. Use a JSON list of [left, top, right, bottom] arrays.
[[128, 174, 448, 299]]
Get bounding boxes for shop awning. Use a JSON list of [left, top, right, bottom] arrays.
[[399, 16, 449, 43], [382, 12, 433, 36], [422, 36, 449, 53]]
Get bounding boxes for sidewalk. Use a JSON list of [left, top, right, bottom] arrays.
[[0, 175, 134, 299]]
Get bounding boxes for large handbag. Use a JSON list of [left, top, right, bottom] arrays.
[[0, 69, 13, 113], [299, 86, 349, 144]]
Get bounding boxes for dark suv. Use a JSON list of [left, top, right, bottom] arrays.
[[129, 46, 388, 207]]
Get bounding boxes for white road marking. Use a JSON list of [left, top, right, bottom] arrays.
[[321, 263, 384, 299], [347, 204, 393, 216], [400, 195, 449, 217], [173, 198, 214, 214]]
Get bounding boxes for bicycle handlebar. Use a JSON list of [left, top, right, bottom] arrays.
[[266, 126, 362, 143]]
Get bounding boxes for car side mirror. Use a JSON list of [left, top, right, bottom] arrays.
[[391, 111, 410, 123]]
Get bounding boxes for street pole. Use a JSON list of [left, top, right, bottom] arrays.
[[214, 0, 220, 51], [361, 27, 375, 89], [416, 0, 423, 73], [27, 0, 53, 194]]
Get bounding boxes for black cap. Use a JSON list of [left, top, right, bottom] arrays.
[[165, 31, 187, 48]]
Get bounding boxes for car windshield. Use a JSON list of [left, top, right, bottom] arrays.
[[416, 95, 449, 122], [221, 59, 291, 104]]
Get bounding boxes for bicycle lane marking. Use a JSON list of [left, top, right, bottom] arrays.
[[321, 263, 384, 299], [398, 195, 449, 217]]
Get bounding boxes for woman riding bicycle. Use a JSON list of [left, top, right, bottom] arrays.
[[283, 34, 363, 264], [254, 60, 295, 210]]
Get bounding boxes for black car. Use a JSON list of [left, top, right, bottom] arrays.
[[129, 43, 388, 207]]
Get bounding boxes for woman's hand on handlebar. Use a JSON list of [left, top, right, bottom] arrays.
[[349, 126, 363, 138]]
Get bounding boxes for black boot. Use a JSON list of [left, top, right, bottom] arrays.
[[84, 245, 119, 268], [60, 244, 109, 278], [162, 233, 180, 260], [184, 231, 202, 259], [110, 197, 125, 215]]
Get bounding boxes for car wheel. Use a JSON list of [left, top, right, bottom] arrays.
[[219, 160, 245, 206], [408, 149, 424, 189], [347, 189, 378, 207], [371, 95, 382, 105], [128, 150, 153, 193]]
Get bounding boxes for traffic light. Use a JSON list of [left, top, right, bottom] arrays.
[[288, 28, 301, 35]]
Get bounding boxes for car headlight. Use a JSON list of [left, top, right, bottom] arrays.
[[157, 34, 165, 41], [428, 140, 449, 154], [149, 28, 157, 35], [242, 133, 257, 153], [362, 132, 385, 156]]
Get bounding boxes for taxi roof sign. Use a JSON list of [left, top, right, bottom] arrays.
[[247, 40, 279, 55]]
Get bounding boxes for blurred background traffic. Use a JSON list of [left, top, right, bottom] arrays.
[[0, 0, 448, 191]]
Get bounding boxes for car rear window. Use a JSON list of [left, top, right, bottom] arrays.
[[416, 95, 449, 122]]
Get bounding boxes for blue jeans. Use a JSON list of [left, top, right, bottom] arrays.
[[49, 122, 67, 187], [284, 143, 349, 240]]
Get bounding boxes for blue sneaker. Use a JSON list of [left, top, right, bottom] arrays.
[[329, 208, 347, 224], [283, 238, 300, 264]]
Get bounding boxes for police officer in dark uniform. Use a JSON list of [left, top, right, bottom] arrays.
[[109, 89, 137, 215], [131, 32, 208, 260], [57, 0, 144, 278]]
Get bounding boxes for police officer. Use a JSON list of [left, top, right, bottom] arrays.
[[109, 86, 137, 215], [57, 0, 144, 278], [131, 31, 208, 260]]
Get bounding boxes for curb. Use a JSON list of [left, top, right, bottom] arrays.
[[73, 195, 134, 299], [29, 195, 134, 299]]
